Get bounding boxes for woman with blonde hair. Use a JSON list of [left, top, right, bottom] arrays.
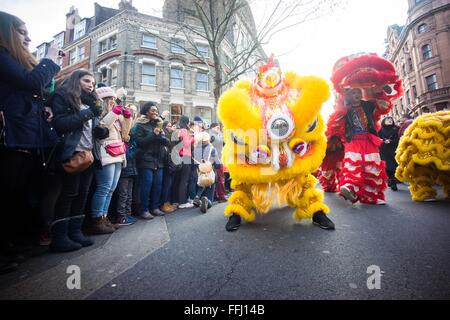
[[114, 103, 140, 225]]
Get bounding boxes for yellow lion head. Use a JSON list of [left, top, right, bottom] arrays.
[[218, 64, 330, 184]]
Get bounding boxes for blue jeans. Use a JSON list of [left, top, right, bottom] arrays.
[[161, 169, 174, 204], [196, 185, 214, 208], [91, 163, 122, 218], [188, 164, 198, 200], [139, 168, 163, 213]]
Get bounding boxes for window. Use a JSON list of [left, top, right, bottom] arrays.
[[171, 38, 185, 54], [412, 85, 417, 99], [422, 44, 432, 59], [142, 64, 156, 85], [195, 106, 212, 125], [406, 90, 411, 106], [100, 68, 108, 84], [402, 64, 406, 77], [170, 68, 184, 88], [99, 39, 108, 54], [73, 20, 86, 41], [224, 53, 233, 69], [400, 98, 404, 112], [239, 31, 246, 48], [142, 34, 157, 49], [68, 46, 85, 65], [111, 65, 118, 86], [418, 23, 428, 33], [99, 35, 118, 54], [196, 71, 209, 91], [54, 34, 64, 49], [196, 44, 209, 58], [171, 104, 183, 123], [408, 58, 414, 72], [78, 46, 85, 61], [69, 49, 77, 65], [435, 102, 448, 111], [36, 46, 46, 60], [110, 35, 117, 50], [425, 74, 438, 91]]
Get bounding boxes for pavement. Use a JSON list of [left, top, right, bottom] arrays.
[[0, 183, 449, 300]]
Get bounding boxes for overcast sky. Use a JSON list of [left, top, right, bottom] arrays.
[[2, 0, 408, 117]]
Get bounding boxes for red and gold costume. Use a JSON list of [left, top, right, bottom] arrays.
[[321, 53, 403, 204]]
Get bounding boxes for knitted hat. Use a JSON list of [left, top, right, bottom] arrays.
[[195, 131, 210, 144], [193, 116, 204, 124], [96, 86, 116, 99]]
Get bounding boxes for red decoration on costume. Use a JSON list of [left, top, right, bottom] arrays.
[[320, 53, 403, 203]]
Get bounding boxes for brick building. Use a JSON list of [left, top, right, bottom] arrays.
[[36, 0, 267, 124], [384, 0, 450, 121]]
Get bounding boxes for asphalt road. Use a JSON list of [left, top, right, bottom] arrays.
[[1, 183, 449, 300]]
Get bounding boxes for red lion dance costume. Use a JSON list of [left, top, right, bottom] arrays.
[[320, 53, 403, 204]]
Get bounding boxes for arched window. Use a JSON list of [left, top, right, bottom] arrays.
[[422, 44, 432, 59], [418, 23, 428, 33]]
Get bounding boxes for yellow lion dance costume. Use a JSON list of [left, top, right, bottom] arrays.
[[218, 57, 335, 231], [395, 111, 450, 201]]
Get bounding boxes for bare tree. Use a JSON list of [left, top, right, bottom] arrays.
[[137, 0, 343, 115]]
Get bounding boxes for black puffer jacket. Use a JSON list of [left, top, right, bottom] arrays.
[[133, 117, 170, 170]]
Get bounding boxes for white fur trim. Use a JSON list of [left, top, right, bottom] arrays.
[[364, 153, 381, 164], [345, 152, 362, 162]]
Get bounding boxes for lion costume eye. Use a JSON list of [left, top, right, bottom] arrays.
[[306, 118, 318, 133]]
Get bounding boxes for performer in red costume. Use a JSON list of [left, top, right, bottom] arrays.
[[321, 53, 403, 204]]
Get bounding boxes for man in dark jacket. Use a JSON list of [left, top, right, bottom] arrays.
[[133, 102, 170, 219]]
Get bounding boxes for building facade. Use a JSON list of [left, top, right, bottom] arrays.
[[384, 0, 450, 121], [36, 0, 266, 125]]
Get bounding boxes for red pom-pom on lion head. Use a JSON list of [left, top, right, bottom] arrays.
[[331, 52, 403, 100]]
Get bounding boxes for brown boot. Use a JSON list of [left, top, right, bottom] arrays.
[[89, 216, 116, 235], [161, 202, 176, 213], [103, 216, 120, 230]]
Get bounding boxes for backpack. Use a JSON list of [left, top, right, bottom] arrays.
[[194, 146, 216, 188]]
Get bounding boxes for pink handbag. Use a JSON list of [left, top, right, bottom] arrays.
[[105, 142, 126, 157]]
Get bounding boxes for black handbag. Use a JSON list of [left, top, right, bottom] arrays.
[[167, 149, 182, 173]]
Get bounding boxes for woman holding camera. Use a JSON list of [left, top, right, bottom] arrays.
[[89, 86, 132, 234]]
